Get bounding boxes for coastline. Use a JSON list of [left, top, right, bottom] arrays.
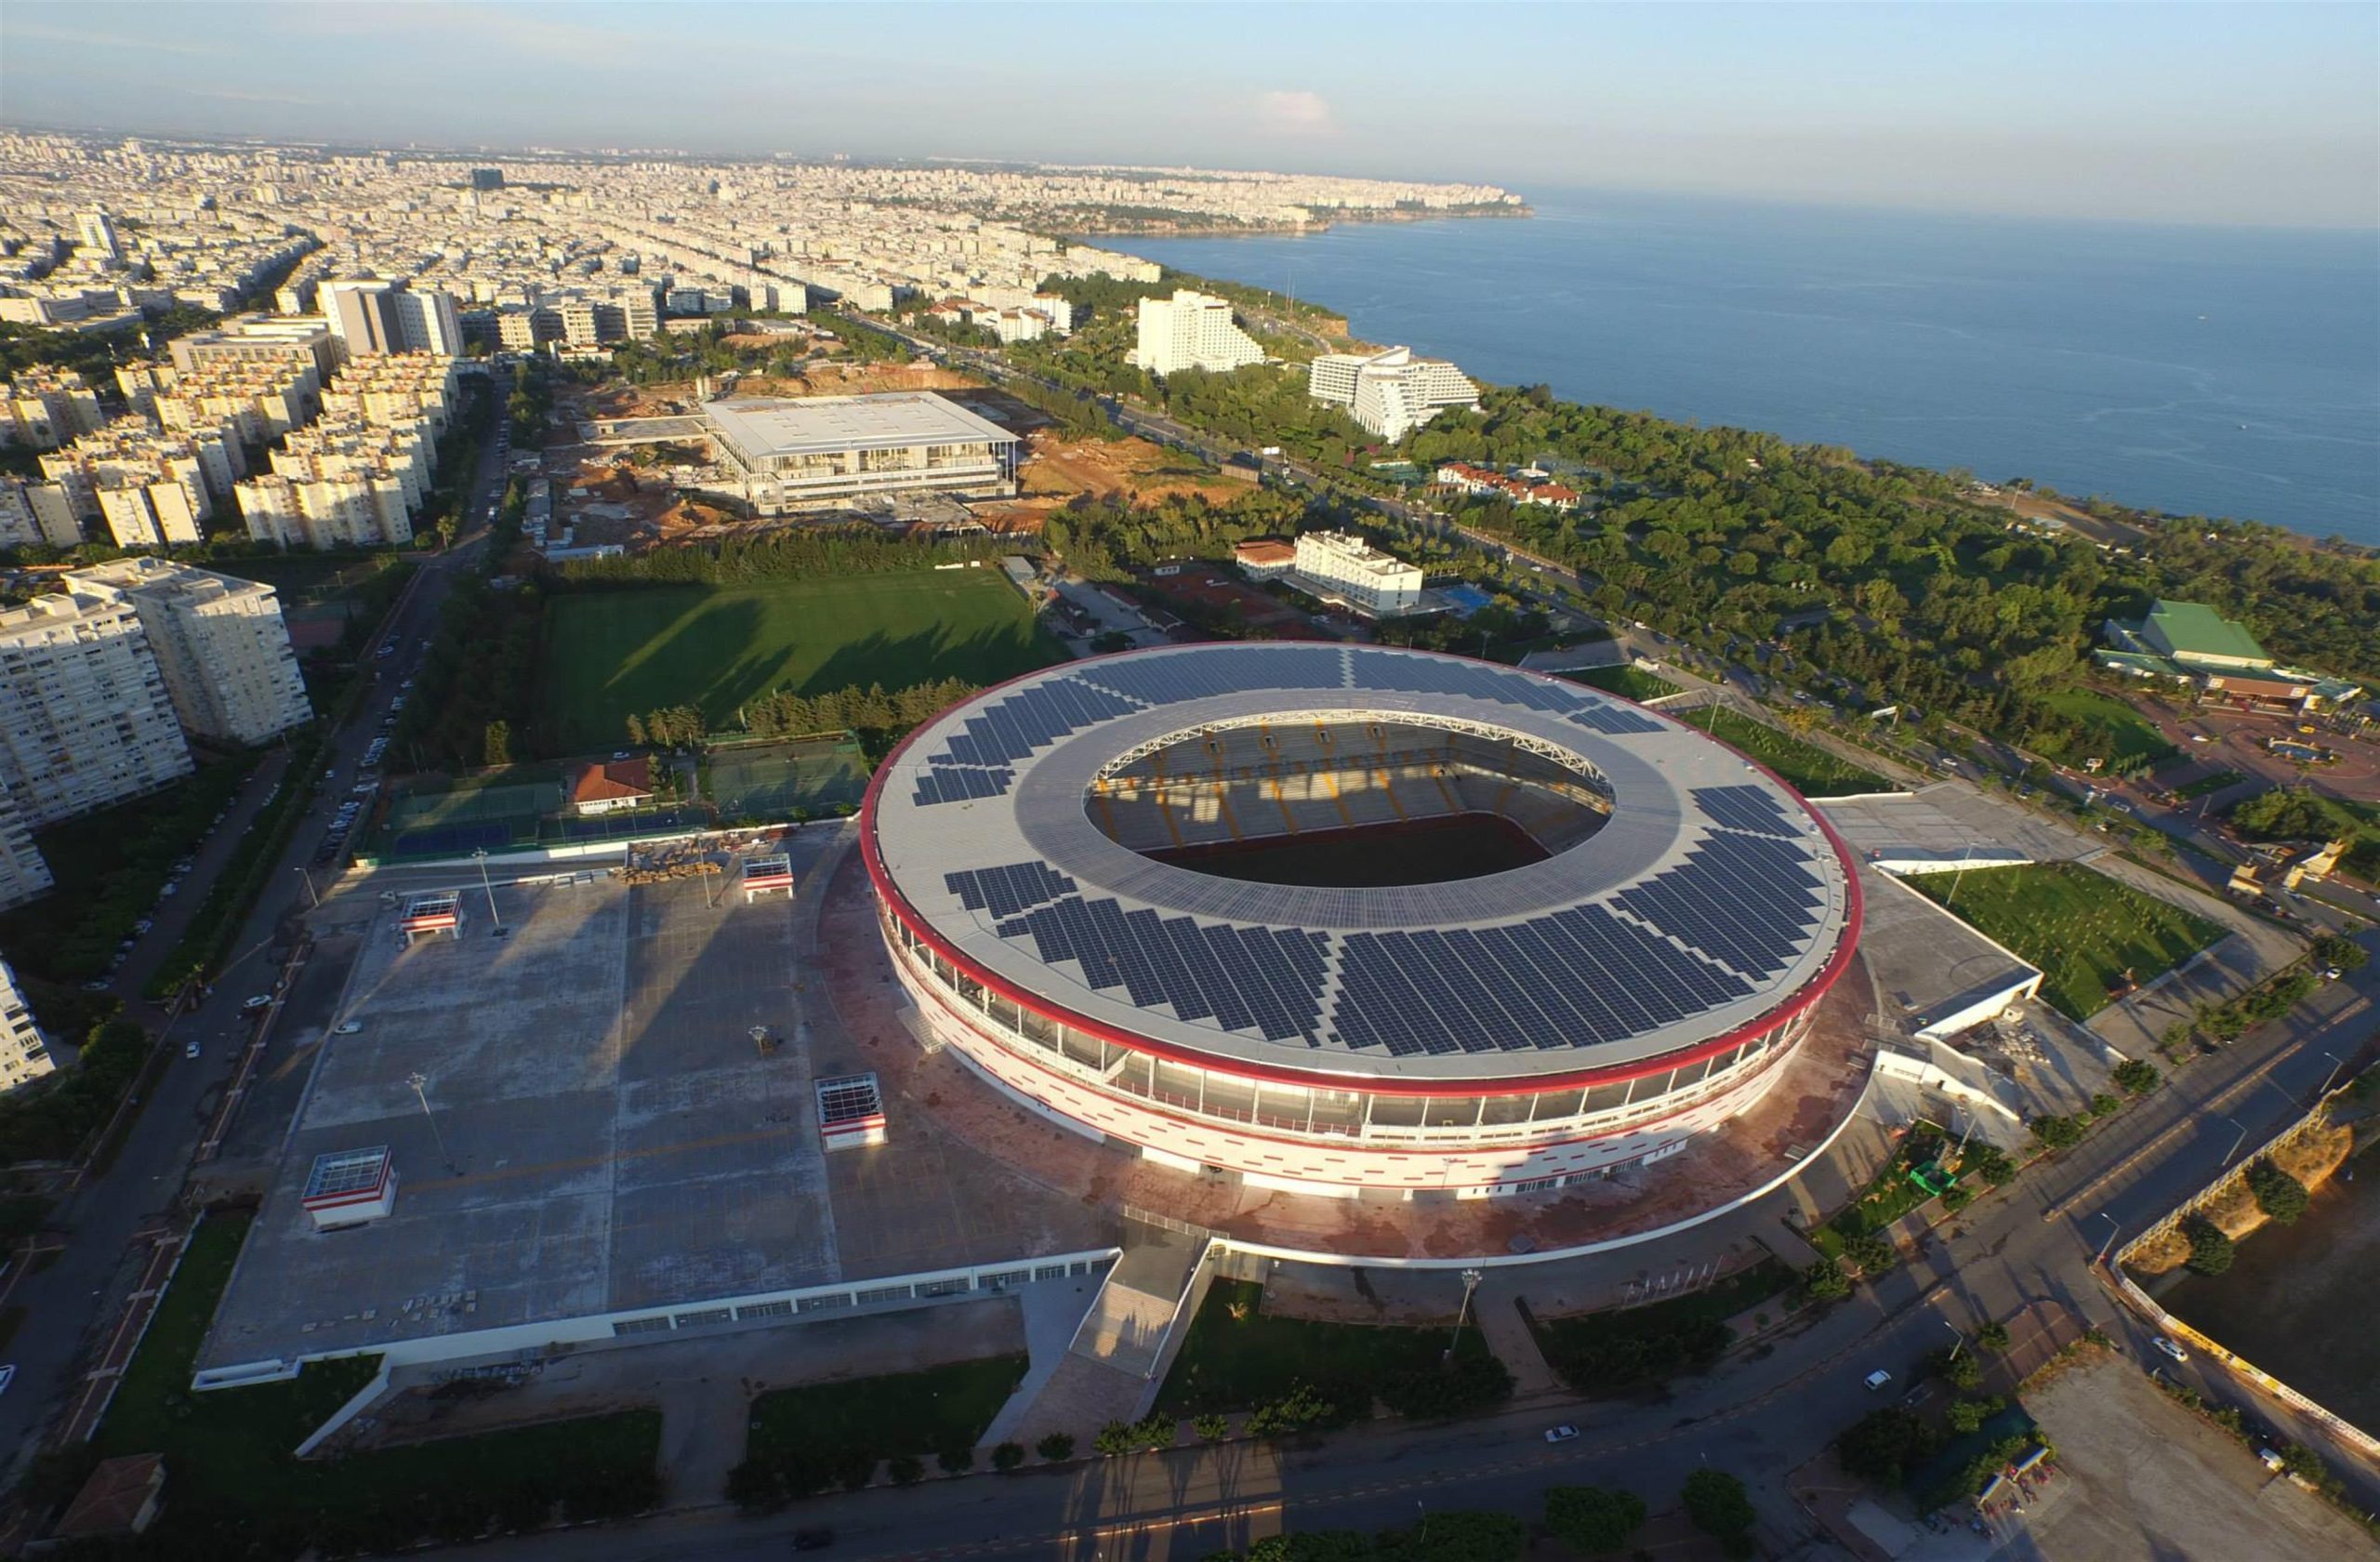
[[1065, 204, 1532, 240]]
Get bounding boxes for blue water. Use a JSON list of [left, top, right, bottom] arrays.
[[1120, 191, 2380, 546]]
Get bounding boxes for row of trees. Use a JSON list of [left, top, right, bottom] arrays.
[[731, 677, 979, 743], [556, 527, 1000, 588], [1039, 487, 1305, 583]]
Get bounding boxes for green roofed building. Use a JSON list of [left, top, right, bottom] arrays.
[[2099, 599, 2361, 715], [2105, 600, 2271, 671]]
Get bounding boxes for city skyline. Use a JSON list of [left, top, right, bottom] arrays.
[[5, 0, 2376, 230]]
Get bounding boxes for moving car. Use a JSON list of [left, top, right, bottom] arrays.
[[1542, 1423, 1580, 1443], [241, 994, 273, 1013], [184, 1040, 200, 1059], [2153, 1336, 2189, 1363], [1864, 1369, 1894, 1391], [333, 1021, 364, 1036]]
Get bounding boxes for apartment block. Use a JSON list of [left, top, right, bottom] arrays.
[[1307, 346, 1479, 441], [70, 557, 311, 745], [322, 278, 404, 358], [3, 368, 106, 449], [1290, 530, 1424, 616], [1130, 289, 1263, 377], [0, 589, 192, 827], [169, 314, 339, 383], [0, 780, 52, 913], [0, 956, 57, 1095]]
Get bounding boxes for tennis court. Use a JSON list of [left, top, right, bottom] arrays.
[[708, 737, 869, 821], [377, 780, 561, 859]]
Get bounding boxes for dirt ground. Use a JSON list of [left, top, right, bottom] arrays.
[[2018, 1355, 2377, 1561], [1019, 431, 1250, 506]]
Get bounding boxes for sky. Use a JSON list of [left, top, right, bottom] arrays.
[[5, 1, 2375, 229]]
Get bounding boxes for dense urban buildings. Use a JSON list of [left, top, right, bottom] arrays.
[[866, 644, 1858, 1197], [0, 587, 192, 827], [0, 955, 54, 1095], [1130, 288, 1266, 377], [704, 392, 1020, 513], [70, 558, 311, 746], [1306, 345, 1479, 440]]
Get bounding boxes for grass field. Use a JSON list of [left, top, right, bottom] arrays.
[[1697, 708, 1894, 798], [96, 1212, 661, 1553], [544, 573, 1065, 753], [746, 1355, 1026, 1476], [1563, 664, 1679, 702], [2171, 769, 2246, 802], [1910, 862, 2227, 1020], [2039, 687, 2178, 772], [1528, 1260, 1791, 1397], [1155, 1278, 1501, 1419]]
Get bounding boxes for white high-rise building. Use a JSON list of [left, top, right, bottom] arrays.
[[0, 590, 192, 826], [1306, 346, 1479, 441], [69, 558, 312, 746], [76, 208, 123, 265], [0, 779, 52, 913], [392, 287, 465, 357], [0, 956, 56, 1095], [1130, 289, 1264, 377], [1291, 530, 1425, 616]]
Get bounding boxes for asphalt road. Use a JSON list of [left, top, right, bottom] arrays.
[[431, 924, 2378, 1562], [0, 377, 511, 1482]]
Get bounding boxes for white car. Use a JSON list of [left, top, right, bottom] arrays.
[[184, 1040, 200, 1059], [1543, 1423, 1580, 1444], [2188, 733, 2210, 743], [1864, 1369, 1894, 1391], [333, 1021, 364, 1036], [2153, 1336, 2189, 1363], [241, 994, 272, 1013]]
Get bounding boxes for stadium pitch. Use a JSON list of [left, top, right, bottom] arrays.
[[542, 571, 1065, 753]]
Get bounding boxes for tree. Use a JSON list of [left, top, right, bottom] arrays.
[[935, 1447, 973, 1474], [1036, 1433, 1076, 1462], [2185, 1214, 2235, 1276], [1837, 1408, 1938, 1485], [1947, 1395, 2006, 1434], [1974, 1320, 2012, 1355], [482, 719, 512, 768], [887, 1455, 924, 1486], [1681, 1468, 1757, 1557], [990, 1442, 1025, 1473], [1800, 1256, 1852, 1302], [2088, 1092, 2122, 1119], [1931, 1346, 1985, 1391], [2245, 1159, 2311, 1224], [1194, 1413, 1232, 1443], [1544, 1484, 1648, 1554], [2031, 1113, 2083, 1150], [2112, 1058, 2162, 1096], [624, 711, 647, 747]]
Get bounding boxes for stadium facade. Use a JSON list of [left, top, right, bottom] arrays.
[[863, 644, 1862, 1199]]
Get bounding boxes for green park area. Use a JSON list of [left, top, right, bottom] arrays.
[[67, 1213, 660, 1556], [736, 1355, 1025, 1497], [1527, 1261, 1791, 1397], [542, 572, 1065, 753], [1562, 663, 1679, 702], [1157, 1278, 1510, 1423], [1697, 708, 1894, 798], [1910, 862, 2227, 1021], [2037, 686, 2178, 774]]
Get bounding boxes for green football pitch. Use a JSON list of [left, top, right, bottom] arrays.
[[544, 572, 1066, 753]]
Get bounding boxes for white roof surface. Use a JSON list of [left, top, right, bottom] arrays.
[[701, 391, 1013, 457]]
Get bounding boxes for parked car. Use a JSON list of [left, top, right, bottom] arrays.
[[333, 1021, 364, 1036], [1542, 1423, 1580, 1443], [1864, 1370, 1894, 1391], [81, 979, 110, 993], [2153, 1337, 2188, 1363], [184, 1040, 200, 1059], [134, 919, 153, 934]]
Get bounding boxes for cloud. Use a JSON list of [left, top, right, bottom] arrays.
[[4, 20, 231, 58], [1254, 90, 1334, 136]]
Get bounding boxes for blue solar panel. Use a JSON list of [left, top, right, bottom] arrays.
[[1614, 834, 1820, 982], [1078, 646, 1346, 709], [992, 894, 1328, 1042], [945, 860, 1078, 920], [1694, 785, 1800, 838]]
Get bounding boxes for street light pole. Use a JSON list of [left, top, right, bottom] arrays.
[[471, 847, 500, 931], [408, 1069, 457, 1174], [294, 866, 320, 909], [1943, 1319, 1965, 1358], [2317, 1050, 2347, 1099], [2095, 1213, 2121, 1266], [1445, 1268, 1484, 1364]]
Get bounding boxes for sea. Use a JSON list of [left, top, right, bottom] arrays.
[[1117, 189, 2380, 548]]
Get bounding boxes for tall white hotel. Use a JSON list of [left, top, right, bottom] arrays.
[[1129, 289, 1265, 377]]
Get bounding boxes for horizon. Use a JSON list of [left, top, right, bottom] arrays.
[[6, 0, 2375, 232]]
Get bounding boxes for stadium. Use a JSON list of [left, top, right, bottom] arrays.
[[862, 643, 1863, 1199]]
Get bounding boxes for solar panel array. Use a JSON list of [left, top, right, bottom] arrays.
[[945, 859, 1078, 920], [1693, 785, 1801, 839], [1613, 831, 1823, 983], [1331, 906, 1754, 1056], [992, 894, 1329, 1043], [906, 647, 1669, 808]]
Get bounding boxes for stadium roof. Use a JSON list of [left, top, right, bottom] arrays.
[[701, 391, 1014, 458], [864, 644, 1859, 1088]]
